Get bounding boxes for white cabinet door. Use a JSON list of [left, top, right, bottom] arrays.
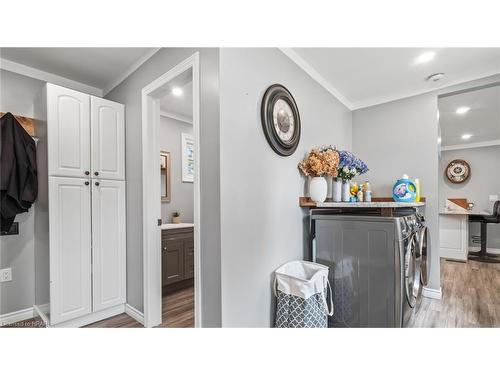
[[47, 84, 91, 178], [49, 177, 92, 325], [92, 179, 126, 312], [91, 97, 125, 180]]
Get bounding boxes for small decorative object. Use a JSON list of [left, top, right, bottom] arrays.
[[357, 184, 364, 202], [445, 159, 470, 184], [332, 178, 342, 202], [393, 175, 417, 202], [309, 177, 328, 203], [336, 150, 369, 202], [342, 181, 351, 202], [181, 133, 194, 183], [365, 190, 372, 202], [261, 84, 301, 156], [160, 151, 171, 203], [298, 146, 339, 203], [172, 211, 181, 224], [414, 178, 421, 202]]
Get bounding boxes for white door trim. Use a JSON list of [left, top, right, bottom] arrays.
[[141, 52, 201, 328]]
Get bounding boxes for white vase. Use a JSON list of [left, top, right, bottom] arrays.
[[332, 178, 342, 202], [310, 177, 328, 203], [342, 180, 351, 202]]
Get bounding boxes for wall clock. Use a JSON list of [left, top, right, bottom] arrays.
[[261, 84, 301, 156], [445, 159, 471, 184]]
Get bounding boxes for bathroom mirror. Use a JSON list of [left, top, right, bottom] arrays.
[[160, 151, 171, 202]]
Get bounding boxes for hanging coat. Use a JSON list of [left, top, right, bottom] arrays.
[[0, 112, 38, 232]]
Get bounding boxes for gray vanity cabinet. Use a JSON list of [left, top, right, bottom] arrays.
[[161, 227, 194, 287]]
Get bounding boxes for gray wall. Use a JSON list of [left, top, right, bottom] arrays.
[[160, 116, 193, 223], [219, 48, 352, 327], [0, 69, 44, 314], [352, 94, 441, 292], [439, 146, 500, 249], [105, 48, 221, 326]]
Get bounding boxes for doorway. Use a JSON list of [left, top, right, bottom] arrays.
[[141, 53, 201, 328]]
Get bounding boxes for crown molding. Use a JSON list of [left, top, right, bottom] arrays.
[[279, 48, 353, 110], [160, 110, 192, 124], [103, 48, 160, 96], [440, 139, 500, 152], [0, 58, 102, 96]]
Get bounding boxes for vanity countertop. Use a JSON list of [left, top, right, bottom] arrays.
[[439, 209, 491, 216], [161, 223, 194, 230]]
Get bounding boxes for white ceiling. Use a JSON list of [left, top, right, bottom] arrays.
[[159, 68, 193, 120], [288, 48, 500, 109], [0, 47, 158, 95], [439, 85, 500, 147]]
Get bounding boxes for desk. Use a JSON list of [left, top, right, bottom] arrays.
[[439, 208, 491, 261]]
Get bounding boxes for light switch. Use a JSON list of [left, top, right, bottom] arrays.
[[489, 195, 499, 202]]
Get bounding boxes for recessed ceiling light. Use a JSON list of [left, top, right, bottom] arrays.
[[172, 87, 183, 96], [426, 73, 445, 82], [461, 133, 473, 140], [456, 106, 471, 115], [415, 51, 435, 64]]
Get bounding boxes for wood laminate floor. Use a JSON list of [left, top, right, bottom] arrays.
[[4, 260, 499, 328], [3, 285, 194, 328], [85, 285, 195, 328], [408, 259, 500, 328]]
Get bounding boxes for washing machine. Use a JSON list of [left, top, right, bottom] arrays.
[[310, 209, 427, 327]]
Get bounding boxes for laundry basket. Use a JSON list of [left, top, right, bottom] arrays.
[[273, 260, 333, 328]]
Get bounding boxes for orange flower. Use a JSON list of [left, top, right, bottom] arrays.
[[298, 147, 339, 177]]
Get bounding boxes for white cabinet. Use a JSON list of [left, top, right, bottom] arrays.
[[35, 83, 127, 327], [439, 213, 469, 262], [47, 84, 91, 178], [49, 177, 92, 325], [92, 179, 126, 312], [91, 97, 125, 180]]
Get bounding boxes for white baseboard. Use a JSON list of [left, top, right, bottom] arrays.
[[125, 304, 144, 326], [33, 304, 50, 327], [422, 287, 442, 300], [469, 246, 500, 255], [0, 307, 34, 326], [51, 304, 125, 328]]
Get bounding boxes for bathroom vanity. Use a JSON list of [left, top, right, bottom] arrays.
[[161, 224, 194, 287]]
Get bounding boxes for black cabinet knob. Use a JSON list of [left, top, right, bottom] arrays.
[[85, 181, 90, 186], [85, 171, 90, 175], [94, 172, 99, 176], [95, 182, 100, 186]]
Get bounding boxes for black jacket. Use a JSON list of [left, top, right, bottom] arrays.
[[1, 112, 38, 232]]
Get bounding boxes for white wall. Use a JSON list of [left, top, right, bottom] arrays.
[[160, 116, 194, 224], [219, 48, 352, 327], [0, 69, 44, 314], [439, 146, 500, 249], [352, 94, 441, 292]]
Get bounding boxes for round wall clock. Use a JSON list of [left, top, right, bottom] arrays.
[[445, 159, 471, 184], [261, 84, 301, 156]]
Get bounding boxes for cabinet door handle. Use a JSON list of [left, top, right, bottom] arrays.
[[85, 171, 90, 175], [95, 181, 100, 186], [85, 181, 90, 186], [94, 171, 99, 176], [163, 247, 167, 250]]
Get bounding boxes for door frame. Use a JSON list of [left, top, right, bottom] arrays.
[[141, 52, 201, 327]]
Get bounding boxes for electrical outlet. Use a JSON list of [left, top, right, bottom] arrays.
[[0, 268, 12, 283]]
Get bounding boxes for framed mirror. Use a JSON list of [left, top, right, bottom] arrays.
[[160, 151, 171, 202]]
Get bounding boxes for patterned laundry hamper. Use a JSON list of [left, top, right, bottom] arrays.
[[274, 261, 333, 328]]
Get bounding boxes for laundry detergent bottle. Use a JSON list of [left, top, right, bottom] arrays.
[[392, 174, 417, 202]]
